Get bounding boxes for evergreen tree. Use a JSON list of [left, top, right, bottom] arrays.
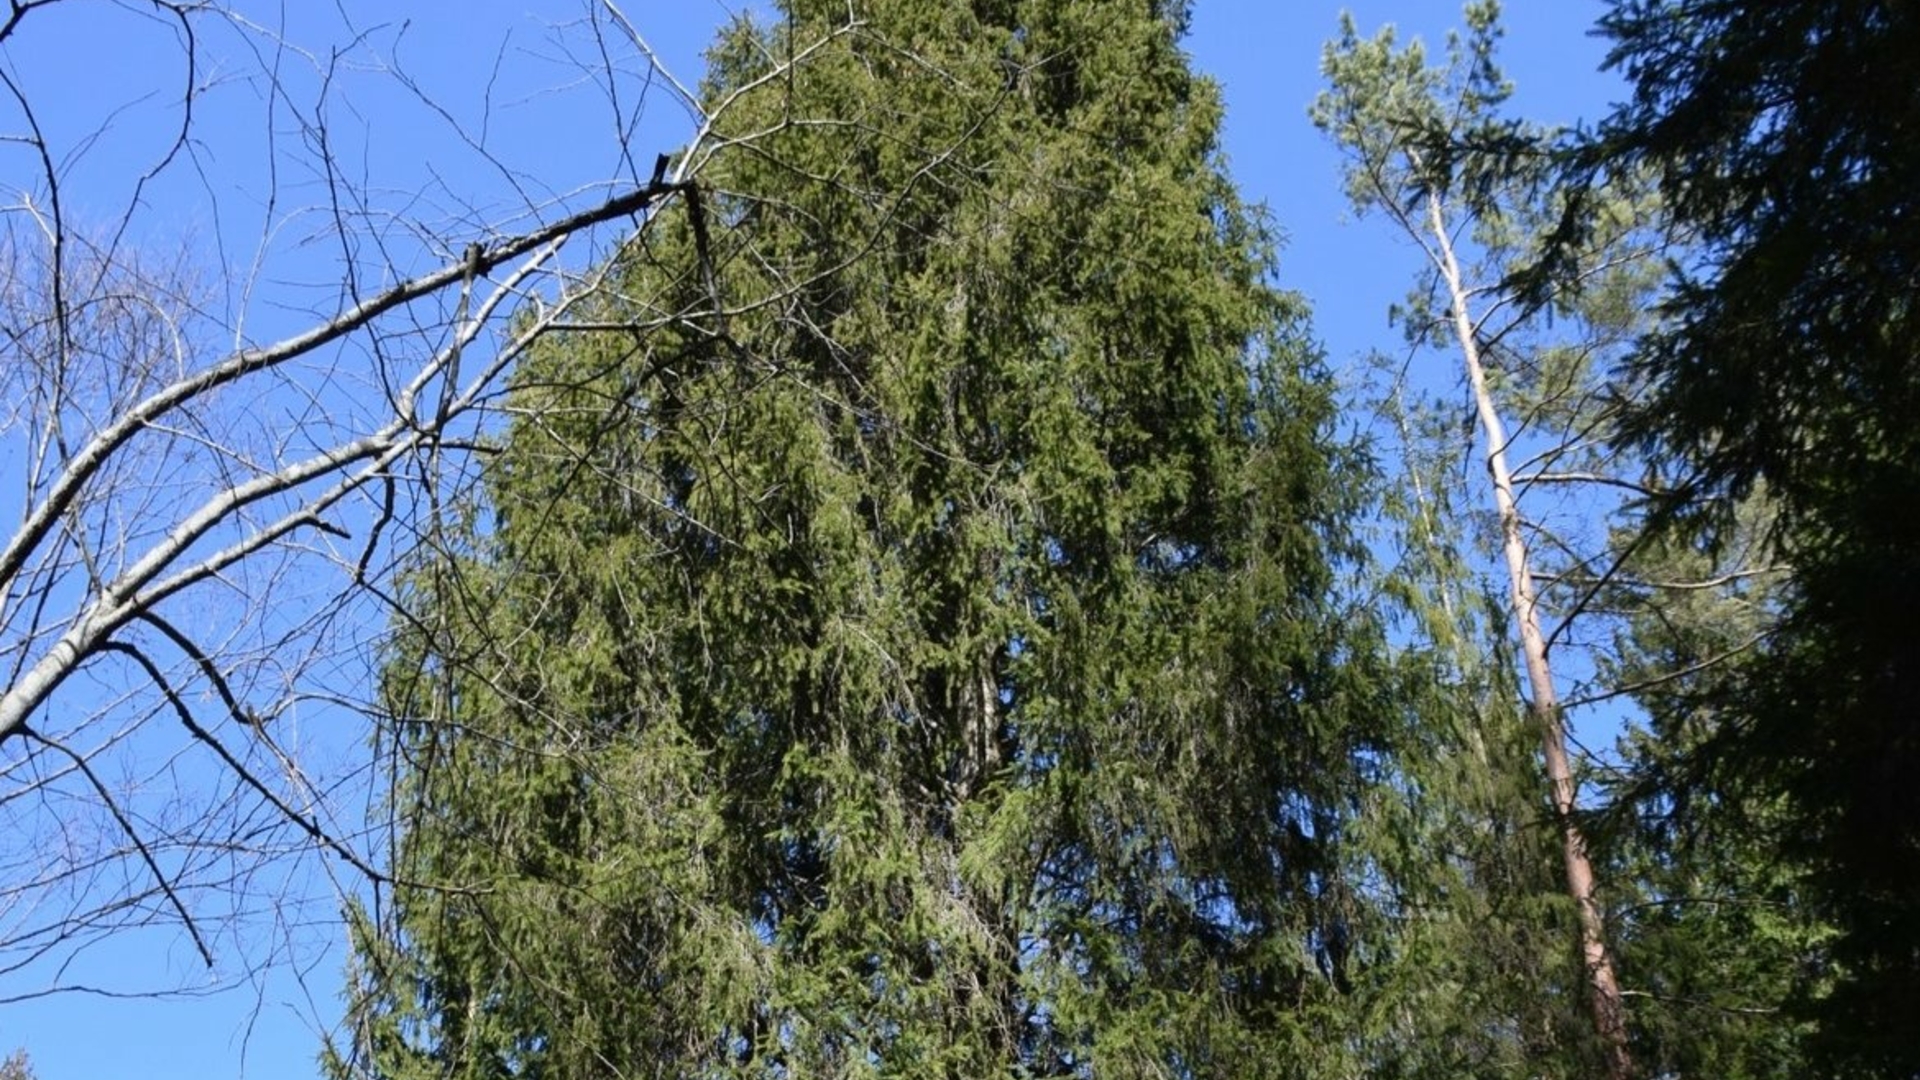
[[1350, 385, 1605, 1080], [1593, 503, 1826, 1079], [1318, 5, 1823, 1074], [1315, 9, 1635, 1074], [331, 1, 1391, 1076], [1588, 2, 1920, 1071]]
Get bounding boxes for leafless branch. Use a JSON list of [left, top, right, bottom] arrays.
[[0, 0, 854, 1012]]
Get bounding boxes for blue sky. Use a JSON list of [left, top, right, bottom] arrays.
[[0, 2, 1620, 1076]]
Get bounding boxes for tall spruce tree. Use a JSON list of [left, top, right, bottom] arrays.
[[1586, 2, 1920, 1072], [330, 2, 1392, 1077]]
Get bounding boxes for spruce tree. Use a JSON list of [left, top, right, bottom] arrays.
[[1588, 2, 1920, 1071], [331, 2, 1390, 1077]]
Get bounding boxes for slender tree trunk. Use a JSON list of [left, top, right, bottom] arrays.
[[1428, 193, 1635, 1080]]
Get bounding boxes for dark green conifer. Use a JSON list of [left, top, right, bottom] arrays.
[[1592, 3, 1920, 1071]]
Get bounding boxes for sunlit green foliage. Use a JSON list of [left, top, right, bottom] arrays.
[[1319, 4, 1824, 1075], [330, 2, 1395, 1076]]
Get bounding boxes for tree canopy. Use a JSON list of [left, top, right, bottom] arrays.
[[1590, 2, 1920, 1071], [332, 1, 1397, 1076], [3, 1, 1911, 1076]]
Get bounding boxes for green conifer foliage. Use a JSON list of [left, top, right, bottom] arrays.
[[332, 2, 1389, 1076], [1591, 2, 1920, 1071]]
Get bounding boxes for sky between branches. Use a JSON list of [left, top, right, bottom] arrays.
[[0, 2, 1618, 1076]]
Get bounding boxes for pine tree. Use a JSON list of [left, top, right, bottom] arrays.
[[331, 2, 1391, 1076], [1315, 8, 1636, 1074], [1318, 5, 1824, 1074], [1348, 381, 1605, 1080]]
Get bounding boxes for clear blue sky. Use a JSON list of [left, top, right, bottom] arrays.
[[0, 2, 1619, 1076]]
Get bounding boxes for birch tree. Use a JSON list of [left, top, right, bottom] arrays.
[[0, 0, 843, 1000]]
